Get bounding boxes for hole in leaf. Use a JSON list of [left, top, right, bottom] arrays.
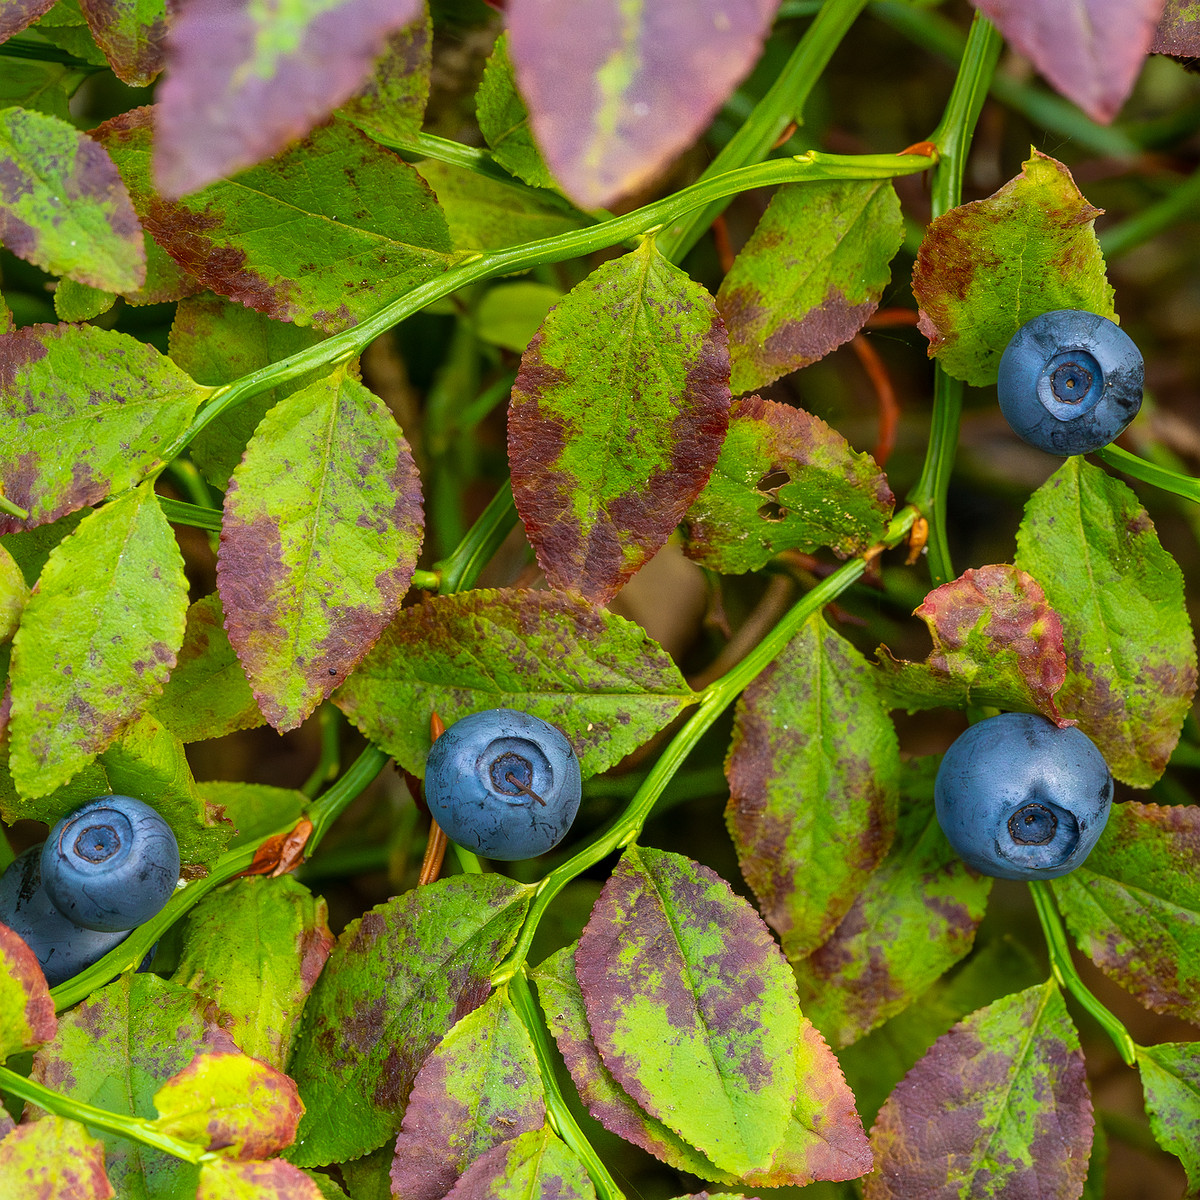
[[756, 468, 790, 493], [757, 502, 788, 522]]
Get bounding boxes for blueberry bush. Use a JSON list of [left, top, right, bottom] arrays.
[[0, 0, 1199, 1196]]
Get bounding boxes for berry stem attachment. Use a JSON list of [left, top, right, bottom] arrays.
[[419, 712, 450, 886]]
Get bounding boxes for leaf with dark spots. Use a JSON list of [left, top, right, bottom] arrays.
[[865, 980, 1093, 1200], [792, 777, 992, 1049], [475, 32, 557, 191], [1015, 458, 1197, 787], [153, 0, 424, 196], [1051, 802, 1200, 1024], [508, 238, 731, 603], [506, 0, 776, 209], [444, 1126, 595, 1200], [1153, 1, 1200, 55], [0, 1116, 114, 1199], [286, 874, 532, 1167], [333, 587, 696, 779], [390, 989, 545, 1200], [874, 564, 1071, 725], [80, 0, 168, 86], [0, 323, 205, 536], [92, 108, 453, 333], [574, 845, 800, 1175], [912, 151, 1115, 386], [716, 180, 903, 394], [8, 484, 190, 798], [198, 1157, 328, 1199], [1136, 1042, 1200, 1192], [0, 920, 57, 1058], [0, 0, 57, 40], [0, 107, 145, 291], [727, 613, 900, 962], [218, 364, 423, 732], [684, 394, 893, 575]]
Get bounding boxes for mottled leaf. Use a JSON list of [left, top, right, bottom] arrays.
[[726, 612, 900, 961], [80, 0, 167, 86], [682, 396, 892, 574], [874, 565, 1070, 724], [1015, 457, 1196, 786], [218, 364, 423, 731], [912, 151, 1115, 386], [1153, 0, 1200, 55], [334, 588, 696, 779], [506, 0, 777, 209], [475, 32, 555, 190], [971, 0, 1162, 122], [0, 543, 28, 643], [0, 323, 205, 534], [0, 1116, 113, 1199], [0, 920, 56, 1057], [0, 0, 56, 40], [203, 781, 308, 851], [1136, 1042, 1200, 1193], [446, 1126, 595, 1200], [0, 107, 144, 292], [287, 874, 532, 1166], [1051, 802, 1200, 1024], [8, 483, 189, 798], [94, 108, 453, 333], [174, 876, 334, 1071], [793, 785, 993, 1048], [509, 238, 730, 602], [575, 845, 800, 1175], [390, 989, 545, 1200], [154, 0, 424, 196], [198, 1158, 327, 1200], [865, 981, 1093, 1199]]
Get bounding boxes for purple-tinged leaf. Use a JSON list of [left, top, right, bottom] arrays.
[[154, 0, 423, 196], [0, 323, 204, 535], [475, 33, 555, 191], [93, 108, 453, 333], [507, 0, 778, 209], [287, 874, 532, 1167], [8, 483, 189, 798], [0, 0, 56, 40], [875, 564, 1071, 725], [1152, 1, 1200, 54], [1136, 1042, 1200, 1192], [390, 989, 545, 1200], [970, 0, 1163, 123], [912, 151, 1115, 386], [575, 846, 800, 1175], [446, 1127, 595, 1200], [682, 395, 893, 574], [80, 0, 167, 86], [0, 1116, 114, 1199], [1015, 457, 1197, 786], [865, 981, 1093, 1199], [509, 239, 730, 602], [0, 107, 145, 292], [198, 1158, 327, 1200], [0, 920, 57, 1057], [1052, 802, 1200, 1023], [334, 587, 696, 779], [726, 613, 899, 961], [218, 364, 423, 732]]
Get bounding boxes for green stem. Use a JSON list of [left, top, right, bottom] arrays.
[[507, 973, 625, 1200], [0, 1066, 211, 1164], [0, 495, 30, 520], [301, 705, 344, 799], [432, 480, 519, 595], [411, 569, 441, 590], [157, 497, 223, 533], [1028, 882, 1136, 1066], [0, 36, 104, 71], [1096, 445, 1200, 505]]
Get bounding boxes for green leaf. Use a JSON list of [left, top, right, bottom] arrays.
[[174, 876, 334, 1072], [0, 324, 205, 534], [1015, 457, 1197, 786], [218, 364, 424, 731], [0, 543, 28, 643], [153, 1051, 304, 1158], [1051, 801, 1200, 1024], [54, 278, 117, 323], [1136, 1042, 1200, 1194], [151, 594, 265, 744], [682, 396, 893, 574], [333, 587, 696, 779], [475, 33, 556, 191], [0, 921, 57, 1058], [726, 612, 900, 960], [0, 106, 144, 292], [874, 564, 1070, 723], [94, 108, 453, 332], [287, 874, 532, 1166], [473, 282, 562, 353], [575, 845, 800, 1175], [390, 988, 546, 1200], [8, 483, 189, 798], [201, 782, 308, 850], [792, 772, 993, 1048], [337, 5, 431, 146], [0, 1115, 113, 1199], [509, 238, 730, 602], [0, 57, 77, 122], [865, 981, 1093, 1199], [447, 1126, 595, 1200], [717, 180, 903, 394], [81, 0, 167, 86], [198, 1158, 327, 1200], [912, 150, 1115, 386]]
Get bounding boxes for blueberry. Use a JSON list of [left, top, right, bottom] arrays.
[[997, 309, 1143, 455], [0, 847, 130, 986], [423, 709, 582, 860], [934, 713, 1113, 880], [40, 795, 180, 932]]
